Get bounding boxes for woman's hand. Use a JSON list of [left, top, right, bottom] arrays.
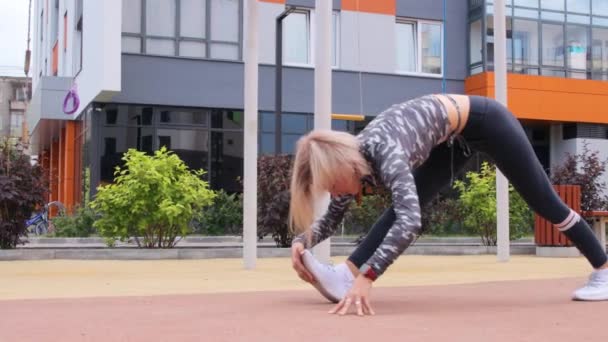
[[291, 242, 315, 283], [329, 275, 375, 316]]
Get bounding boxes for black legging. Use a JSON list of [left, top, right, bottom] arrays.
[[348, 95, 607, 269]]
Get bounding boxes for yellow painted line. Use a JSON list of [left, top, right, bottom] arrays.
[[331, 114, 365, 121]]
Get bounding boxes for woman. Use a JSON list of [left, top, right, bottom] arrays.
[[289, 94, 608, 317]]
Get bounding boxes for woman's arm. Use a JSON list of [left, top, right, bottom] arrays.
[[292, 194, 354, 248], [364, 151, 421, 277]]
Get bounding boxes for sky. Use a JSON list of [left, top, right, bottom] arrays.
[[0, 0, 30, 77]]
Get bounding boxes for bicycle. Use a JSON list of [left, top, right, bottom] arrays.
[[25, 201, 65, 236]]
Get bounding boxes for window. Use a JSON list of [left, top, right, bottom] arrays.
[[542, 23, 565, 73], [470, 19, 483, 67], [259, 112, 352, 154], [396, 22, 416, 72], [146, 0, 176, 56], [513, 19, 539, 73], [122, 0, 141, 53], [396, 20, 443, 75], [10, 112, 23, 137], [122, 0, 242, 61], [282, 10, 340, 67], [284, 11, 310, 65], [566, 24, 589, 78]]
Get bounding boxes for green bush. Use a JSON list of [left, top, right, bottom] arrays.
[[344, 194, 391, 235], [257, 155, 293, 247], [421, 197, 465, 236], [0, 139, 48, 249], [194, 190, 242, 235], [454, 162, 533, 245], [51, 205, 97, 238], [90, 148, 216, 248]]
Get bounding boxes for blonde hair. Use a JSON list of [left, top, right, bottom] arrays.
[[289, 130, 371, 237]]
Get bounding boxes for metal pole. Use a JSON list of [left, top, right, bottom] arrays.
[[312, 0, 332, 263], [243, 0, 259, 269], [494, 0, 510, 262], [275, 8, 294, 155]]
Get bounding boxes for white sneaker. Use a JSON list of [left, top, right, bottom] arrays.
[[572, 269, 608, 301], [301, 250, 355, 303]]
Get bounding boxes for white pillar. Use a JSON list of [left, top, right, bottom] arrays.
[[494, 0, 510, 262], [243, 0, 259, 269], [311, 0, 333, 263]]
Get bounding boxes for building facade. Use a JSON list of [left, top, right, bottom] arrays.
[[28, 0, 608, 211]]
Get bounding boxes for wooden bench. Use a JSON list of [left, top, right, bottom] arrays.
[[582, 211, 608, 253], [535, 184, 608, 253]]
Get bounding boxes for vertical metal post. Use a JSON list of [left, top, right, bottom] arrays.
[[243, 0, 259, 269], [275, 7, 294, 155], [494, 0, 510, 262], [311, 0, 332, 263]]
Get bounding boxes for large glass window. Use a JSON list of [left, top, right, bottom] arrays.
[[396, 20, 443, 75], [513, 19, 539, 72], [592, 28, 608, 80], [97, 104, 243, 191], [486, 14, 514, 68], [542, 23, 565, 73], [566, 24, 589, 78], [122, 0, 242, 61], [470, 19, 483, 72], [259, 112, 353, 155]]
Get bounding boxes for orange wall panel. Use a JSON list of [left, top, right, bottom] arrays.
[[50, 140, 59, 217], [58, 128, 65, 205], [464, 72, 608, 124], [63, 122, 77, 213], [342, 0, 396, 15], [52, 42, 58, 76], [259, 0, 285, 3]]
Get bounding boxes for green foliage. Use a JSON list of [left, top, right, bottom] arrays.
[[90, 147, 215, 248], [51, 205, 97, 237], [551, 141, 608, 211], [421, 197, 465, 236], [195, 190, 242, 235], [0, 139, 48, 249], [344, 194, 391, 235], [454, 162, 533, 245]]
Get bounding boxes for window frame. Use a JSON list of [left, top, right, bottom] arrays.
[[281, 9, 341, 69], [395, 18, 444, 78]]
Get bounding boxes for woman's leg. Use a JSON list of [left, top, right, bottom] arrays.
[[347, 142, 472, 268], [466, 95, 607, 269]]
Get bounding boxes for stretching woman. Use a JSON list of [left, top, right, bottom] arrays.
[[289, 94, 608, 316]]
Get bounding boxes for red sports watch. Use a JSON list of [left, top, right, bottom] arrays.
[[359, 264, 378, 281]]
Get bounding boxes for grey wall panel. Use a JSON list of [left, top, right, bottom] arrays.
[[396, 0, 468, 81], [116, 55, 464, 116], [396, 0, 447, 20], [113, 55, 246, 109]]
